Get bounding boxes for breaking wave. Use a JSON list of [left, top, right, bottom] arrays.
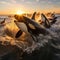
[[0, 15, 60, 54]]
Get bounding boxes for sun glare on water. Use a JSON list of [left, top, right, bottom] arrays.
[[16, 10, 25, 15]]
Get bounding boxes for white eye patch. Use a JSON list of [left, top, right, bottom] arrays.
[[15, 21, 29, 34], [28, 23, 36, 29]]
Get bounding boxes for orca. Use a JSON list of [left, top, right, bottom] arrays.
[[49, 13, 57, 24], [0, 18, 5, 24], [49, 17, 57, 20], [0, 18, 6, 27], [31, 12, 36, 20], [14, 16, 49, 42], [50, 19, 57, 25], [39, 13, 51, 28], [47, 13, 57, 25], [39, 13, 58, 28]]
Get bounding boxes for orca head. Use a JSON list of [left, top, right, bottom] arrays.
[[31, 12, 36, 20], [41, 13, 51, 28], [14, 16, 49, 42], [14, 20, 29, 34]]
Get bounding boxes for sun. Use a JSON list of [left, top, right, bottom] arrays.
[[16, 10, 25, 15]]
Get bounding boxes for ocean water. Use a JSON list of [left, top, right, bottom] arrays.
[[0, 14, 60, 54]]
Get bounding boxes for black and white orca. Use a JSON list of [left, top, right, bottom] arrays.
[[39, 13, 51, 28], [14, 16, 49, 42], [39, 13, 58, 28], [48, 13, 57, 24]]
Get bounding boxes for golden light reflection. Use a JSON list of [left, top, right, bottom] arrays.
[[16, 10, 25, 15]]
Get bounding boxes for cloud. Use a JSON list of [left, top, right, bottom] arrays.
[[10, 0, 16, 3], [0, 0, 16, 5], [0, 1, 7, 4], [26, 1, 32, 4], [40, 1, 45, 3], [21, 0, 25, 2], [25, 0, 39, 4], [36, 0, 39, 2], [0, 0, 18, 7]]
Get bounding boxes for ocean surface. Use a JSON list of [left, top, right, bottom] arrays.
[[0, 14, 60, 54]]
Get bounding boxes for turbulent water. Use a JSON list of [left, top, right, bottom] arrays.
[[0, 14, 60, 54]]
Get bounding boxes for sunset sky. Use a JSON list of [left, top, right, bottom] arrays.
[[0, 0, 60, 15]]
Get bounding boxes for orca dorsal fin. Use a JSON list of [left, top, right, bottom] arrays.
[[31, 12, 36, 20], [41, 13, 51, 28]]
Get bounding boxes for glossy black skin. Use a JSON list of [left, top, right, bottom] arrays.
[[41, 13, 51, 28], [40, 13, 58, 28], [15, 30, 23, 38], [50, 17, 57, 25], [23, 16, 49, 35], [31, 12, 36, 20]]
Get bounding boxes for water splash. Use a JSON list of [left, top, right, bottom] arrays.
[[0, 15, 60, 54]]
